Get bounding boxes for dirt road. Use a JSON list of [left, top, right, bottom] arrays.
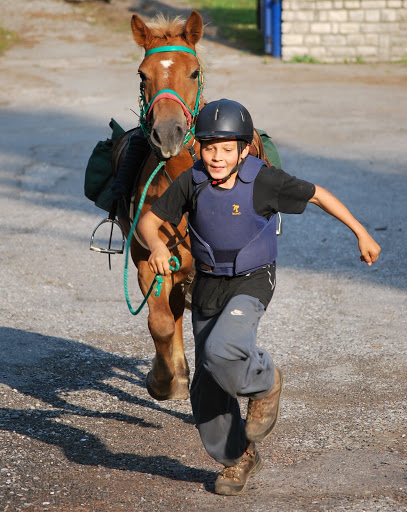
[[0, 0, 406, 511]]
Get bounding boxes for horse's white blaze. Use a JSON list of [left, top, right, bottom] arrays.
[[160, 59, 173, 80], [160, 59, 174, 68]]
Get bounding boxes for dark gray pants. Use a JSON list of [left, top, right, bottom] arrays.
[[190, 294, 275, 466]]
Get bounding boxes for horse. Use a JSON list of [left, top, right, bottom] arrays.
[[114, 10, 273, 402], [115, 11, 205, 401]]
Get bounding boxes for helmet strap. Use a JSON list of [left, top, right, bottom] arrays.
[[211, 158, 245, 186]]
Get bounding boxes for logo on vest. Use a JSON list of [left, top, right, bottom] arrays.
[[232, 204, 241, 215]]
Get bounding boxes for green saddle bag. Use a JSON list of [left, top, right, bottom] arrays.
[[257, 129, 281, 168], [84, 118, 125, 212]]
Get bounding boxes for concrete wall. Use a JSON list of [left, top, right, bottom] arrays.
[[281, 0, 407, 62]]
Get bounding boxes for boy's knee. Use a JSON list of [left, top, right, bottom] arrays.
[[203, 345, 243, 398], [203, 337, 238, 370]]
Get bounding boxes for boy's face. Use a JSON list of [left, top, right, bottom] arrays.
[[200, 139, 250, 182]]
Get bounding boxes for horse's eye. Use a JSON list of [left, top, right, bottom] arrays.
[[190, 69, 200, 80], [138, 71, 147, 81]]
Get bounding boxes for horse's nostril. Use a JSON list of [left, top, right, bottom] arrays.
[[173, 124, 184, 144], [151, 128, 161, 146]]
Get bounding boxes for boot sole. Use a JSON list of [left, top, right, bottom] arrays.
[[246, 371, 284, 443]]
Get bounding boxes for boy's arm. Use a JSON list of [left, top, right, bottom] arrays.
[[137, 211, 173, 276], [309, 185, 381, 266]]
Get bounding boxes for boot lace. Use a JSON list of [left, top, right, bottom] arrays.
[[247, 397, 266, 421], [219, 448, 255, 481]]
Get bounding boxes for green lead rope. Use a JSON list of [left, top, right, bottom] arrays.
[[123, 161, 180, 315]]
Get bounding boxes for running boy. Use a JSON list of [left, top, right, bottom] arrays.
[[137, 99, 381, 496]]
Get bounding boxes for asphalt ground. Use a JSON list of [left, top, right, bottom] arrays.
[[0, 1, 406, 511]]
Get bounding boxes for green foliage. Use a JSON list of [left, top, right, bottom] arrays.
[[290, 55, 320, 64], [0, 25, 19, 55], [190, 0, 264, 54]]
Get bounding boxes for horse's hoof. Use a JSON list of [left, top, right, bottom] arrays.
[[169, 376, 190, 400], [146, 371, 190, 401]]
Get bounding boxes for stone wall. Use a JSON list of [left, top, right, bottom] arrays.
[[281, 0, 407, 62]]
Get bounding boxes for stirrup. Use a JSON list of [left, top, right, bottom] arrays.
[[89, 218, 125, 270]]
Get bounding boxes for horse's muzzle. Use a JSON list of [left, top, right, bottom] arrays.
[[150, 119, 186, 159]]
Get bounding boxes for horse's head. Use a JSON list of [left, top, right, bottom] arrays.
[[132, 11, 204, 160]]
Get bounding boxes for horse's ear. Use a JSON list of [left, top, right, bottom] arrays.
[[131, 14, 153, 48], [183, 10, 204, 46]]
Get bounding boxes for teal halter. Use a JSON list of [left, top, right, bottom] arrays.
[[139, 45, 203, 145], [144, 46, 197, 57]]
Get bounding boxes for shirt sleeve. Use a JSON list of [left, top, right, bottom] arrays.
[[150, 168, 194, 226], [253, 166, 315, 217]]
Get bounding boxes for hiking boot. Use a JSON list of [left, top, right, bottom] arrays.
[[214, 443, 263, 496], [245, 366, 283, 443]]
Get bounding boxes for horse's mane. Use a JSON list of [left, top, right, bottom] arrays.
[[148, 14, 189, 40], [146, 13, 205, 66]]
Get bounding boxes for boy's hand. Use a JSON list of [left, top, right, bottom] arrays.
[[148, 244, 172, 276], [358, 233, 381, 266], [138, 211, 172, 275]]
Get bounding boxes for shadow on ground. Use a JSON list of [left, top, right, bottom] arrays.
[[0, 327, 217, 486]]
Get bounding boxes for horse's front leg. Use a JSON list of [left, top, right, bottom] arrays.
[[137, 261, 190, 400], [169, 281, 190, 396]]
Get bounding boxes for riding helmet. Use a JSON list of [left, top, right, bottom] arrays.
[[195, 99, 254, 143]]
